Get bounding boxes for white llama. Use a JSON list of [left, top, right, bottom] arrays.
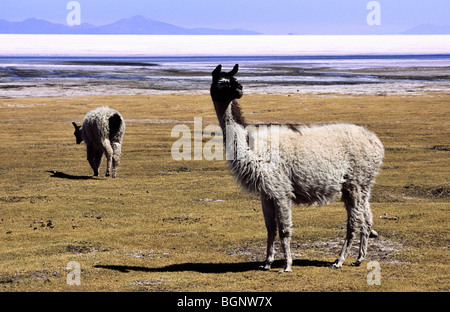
[[210, 64, 384, 272], [72, 106, 125, 178]]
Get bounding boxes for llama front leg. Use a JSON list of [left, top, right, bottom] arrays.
[[103, 139, 113, 177], [260, 197, 277, 271], [275, 198, 293, 273], [111, 141, 121, 178]]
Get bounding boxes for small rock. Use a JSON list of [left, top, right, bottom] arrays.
[[198, 198, 225, 202]]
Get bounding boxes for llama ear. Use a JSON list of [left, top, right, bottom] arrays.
[[229, 64, 239, 76], [212, 65, 222, 79], [72, 122, 79, 129]]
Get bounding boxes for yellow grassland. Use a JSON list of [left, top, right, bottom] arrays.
[[0, 92, 448, 291]]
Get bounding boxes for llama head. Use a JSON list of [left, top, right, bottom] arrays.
[[210, 64, 243, 102], [72, 122, 83, 144]]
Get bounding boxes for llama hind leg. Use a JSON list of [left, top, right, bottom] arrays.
[[331, 187, 360, 269], [352, 194, 373, 267], [275, 198, 293, 273], [260, 197, 277, 271], [111, 142, 121, 178], [103, 140, 113, 177], [331, 223, 357, 269]]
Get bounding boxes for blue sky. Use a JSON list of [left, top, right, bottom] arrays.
[[1, 0, 449, 34]]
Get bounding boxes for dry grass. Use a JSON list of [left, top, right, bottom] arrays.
[[0, 92, 449, 292]]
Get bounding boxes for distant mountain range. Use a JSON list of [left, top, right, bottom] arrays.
[[1, 16, 449, 35], [0, 15, 261, 35], [400, 24, 450, 35]]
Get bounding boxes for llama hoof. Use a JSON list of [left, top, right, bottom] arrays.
[[93, 172, 99, 177], [329, 262, 342, 269], [369, 229, 379, 238], [105, 172, 110, 177], [278, 268, 293, 274], [350, 261, 362, 267], [329, 265, 341, 269], [259, 264, 271, 271]]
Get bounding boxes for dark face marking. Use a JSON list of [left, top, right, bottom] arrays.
[[72, 122, 83, 144], [210, 64, 243, 103]]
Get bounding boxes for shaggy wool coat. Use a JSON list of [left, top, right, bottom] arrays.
[[211, 64, 384, 272]]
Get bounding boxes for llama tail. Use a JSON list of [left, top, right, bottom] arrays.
[[109, 113, 122, 138]]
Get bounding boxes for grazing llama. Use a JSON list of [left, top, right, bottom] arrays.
[[210, 64, 384, 272], [72, 106, 125, 178]]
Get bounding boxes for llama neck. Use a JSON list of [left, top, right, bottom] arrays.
[[213, 99, 247, 131], [213, 99, 252, 164], [213, 99, 270, 196]]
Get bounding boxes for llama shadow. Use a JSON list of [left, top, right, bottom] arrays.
[[47, 170, 94, 180], [94, 259, 331, 274]]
